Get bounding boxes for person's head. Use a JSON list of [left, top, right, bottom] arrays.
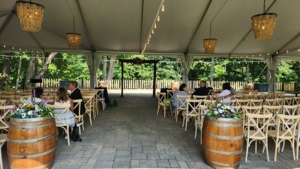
[[199, 80, 206, 88], [179, 84, 187, 91], [68, 81, 78, 91], [33, 87, 44, 98], [222, 83, 231, 90], [56, 87, 69, 102]]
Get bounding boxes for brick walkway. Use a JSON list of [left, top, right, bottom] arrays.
[[2, 90, 300, 168]]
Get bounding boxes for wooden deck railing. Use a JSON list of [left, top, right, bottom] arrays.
[[36, 79, 296, 92]]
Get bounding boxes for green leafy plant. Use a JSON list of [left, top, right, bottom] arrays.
[[10, 98, 54, 118], [163, 98, 171, 106], [205, 99, 242, 119]]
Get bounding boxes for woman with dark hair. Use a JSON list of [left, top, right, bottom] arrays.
[[26, 87, 44, 103], [172, 83, 189, 113], [215, 82, 232, 100]]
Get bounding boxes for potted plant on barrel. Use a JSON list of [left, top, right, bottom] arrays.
[[7, 97, 57, 169], [202, 98, 243, 169]]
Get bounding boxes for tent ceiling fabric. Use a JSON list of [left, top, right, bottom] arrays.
[[1, 0, 300, 60]]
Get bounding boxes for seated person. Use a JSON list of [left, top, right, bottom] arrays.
[[26, 87, 45, 103], [213, 83, 232, 100], [95, 81, 110, 104], [54, 87, 82, 139], [192, 80, 209, 96], [172, 84, 189, 114], [68, 81, 85, 116]]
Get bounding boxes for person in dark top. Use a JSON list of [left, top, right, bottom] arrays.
[[68, 81, 85, 115], [192, 80, 209, 96]]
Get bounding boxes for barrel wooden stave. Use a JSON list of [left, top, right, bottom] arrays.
[[202, 117, 243, 169], [8, 117, 57, 169]]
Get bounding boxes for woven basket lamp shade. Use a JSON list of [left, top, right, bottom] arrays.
[[66, 33, 82, 49], [203, 38, 217, 54], [16, 1, 45, 32], [251, 13, 277, 40]]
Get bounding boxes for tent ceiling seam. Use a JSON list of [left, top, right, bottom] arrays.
[[0, 4, 16, 35], [228, 0, 277, 57], [139, 0, 144, 54], [75, 0, 95, 52], [28, 32, 44, 51], [184, 0, 212, 55]]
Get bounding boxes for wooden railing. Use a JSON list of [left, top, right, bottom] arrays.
[[35, 79, 296, 92]]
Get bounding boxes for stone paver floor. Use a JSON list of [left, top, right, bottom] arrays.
[[2, 91, 300, 168]]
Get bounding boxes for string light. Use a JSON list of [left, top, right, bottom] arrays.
[[12, 46, 14, 49], [3, 44, 6, 48], [267, 53, 270, 55], [154, 23, 157, 29], [152, 29, 154, 34], [157, 15, 160, 22], [276, 51, 278, 54], [161, 3, 165, 12], [286, 50, 289, 53]]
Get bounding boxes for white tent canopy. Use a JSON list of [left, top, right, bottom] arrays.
[[0, 0, 300, 60], [1, 0, 300, 90]]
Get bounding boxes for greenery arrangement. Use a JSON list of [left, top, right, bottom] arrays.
[[205, 99, 243, 119], [10, 98, 54, 118], [163, 98, 171, 106]]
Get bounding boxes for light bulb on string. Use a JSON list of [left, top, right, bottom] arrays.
[[12, 46, 14, 49], [286, 50, 289, 53], [298, 48, 300, 52], [259, 54, 261, 56], [161, 3, 165, 12], [154, 23, 157, 29], [19, 48, 21, 50], [157, 15, 160, 22], [267, 53, 270, 55], [152, 29, 154, 34], [276, 51, 278, 54], [3, 44, 6, 48]]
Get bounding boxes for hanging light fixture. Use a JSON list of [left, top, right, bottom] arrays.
[[66, 16, 82, 49], [251, 0, 277, 40], [203, 23, 217, 54], [16, 1, 45, 32]]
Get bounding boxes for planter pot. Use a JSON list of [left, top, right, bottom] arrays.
[[7, 117, 57, 169], [202, 117, 243, 169]]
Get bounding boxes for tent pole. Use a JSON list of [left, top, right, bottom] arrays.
[[121, 62, 124, 97], [152, 62, 157, 98], [210, 57, 214, 88], [15, 55, 23, 90]]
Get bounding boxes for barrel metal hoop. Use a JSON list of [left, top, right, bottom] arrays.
[[204, 120, 242, 127], [9, 121, 55, 129], [203, 130, 244, 140], [204, 157, 240, 167], [10, 161, 54, 169], [203, 145, 243, 155], [8, 146, 56, 158], [8, 133, 56, 143], [10, 117, 53, 122]]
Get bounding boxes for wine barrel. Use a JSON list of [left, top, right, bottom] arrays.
[[7, 117, 57, 169], [202, 117, 243, 169], [171, 82, 179, 90]]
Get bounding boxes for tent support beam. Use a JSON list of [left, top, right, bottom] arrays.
[[0, 5, 16, 35], [228, 0, 277, 56], [42, 25, 91, 50], [29, 32, 44, 51], [139, 0, 145, 53], [184, 0, 212, 54], [75, 0, 95, 51], [277, 31, 300, 55]]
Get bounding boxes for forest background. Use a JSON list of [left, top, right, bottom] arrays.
[[0, 52, 299, 89]]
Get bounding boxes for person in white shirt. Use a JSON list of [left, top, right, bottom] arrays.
[[214, 83, 232, 100], [26, 87, 44, 103]]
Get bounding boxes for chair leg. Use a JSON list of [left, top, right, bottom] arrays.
[[0, 142, 4, 169], [245, 140, 249, 161], [194, 122, 198, 139], [185, 117, 188, 131], [67, 127, 70, 146], [265, 139, 269, 161], [157, 105, 160, 115], [182, 115, 185, 128], [163, 106, 166, 118]]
